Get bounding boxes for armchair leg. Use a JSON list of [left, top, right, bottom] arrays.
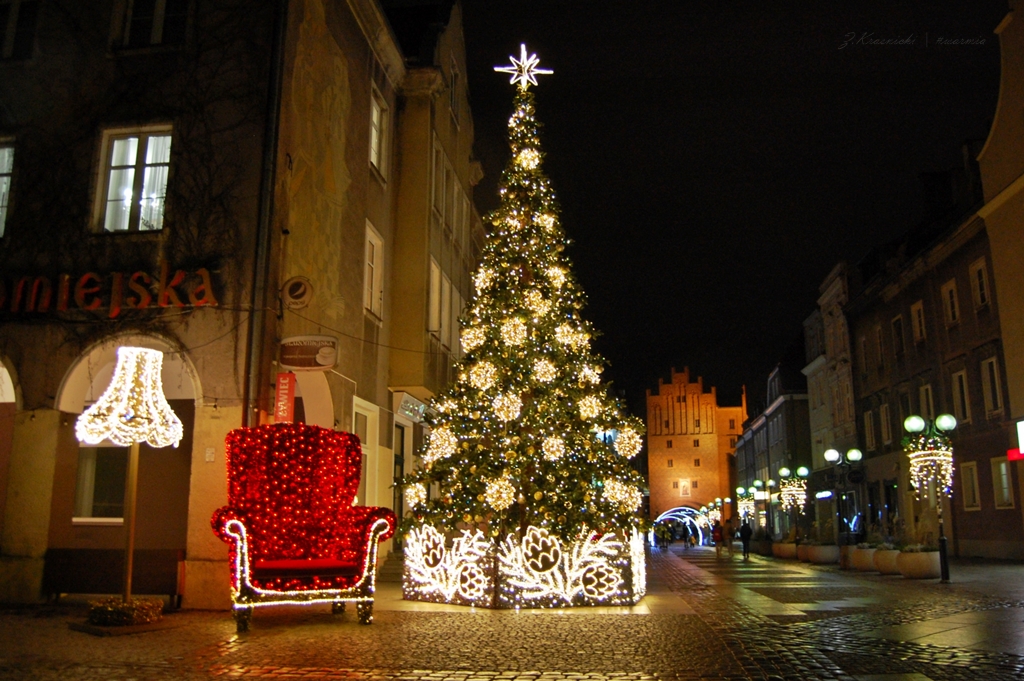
[[332, 601, 346, 615], [356, 602, 373, 625], [234, 606, 253, 633]]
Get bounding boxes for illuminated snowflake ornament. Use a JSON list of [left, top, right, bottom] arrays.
[[614, 428, 642, 458], [533, 358, 557, 383]]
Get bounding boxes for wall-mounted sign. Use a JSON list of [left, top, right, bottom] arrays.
[[279, 335, 337, 371], [0, 262, 218, 318], [274, 373, 296, 423], [396, 392, 427, 423], [281, 276, 313, 309]]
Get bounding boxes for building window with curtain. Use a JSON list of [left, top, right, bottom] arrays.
[[96, 128, 172, 232]]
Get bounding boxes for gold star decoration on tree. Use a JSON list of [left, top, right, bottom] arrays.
[[494, 43, 553, 90]]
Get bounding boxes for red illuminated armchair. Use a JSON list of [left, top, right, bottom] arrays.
[[212, 423, 395, 631]]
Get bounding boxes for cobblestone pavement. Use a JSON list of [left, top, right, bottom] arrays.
[[1, 547, 1022, 680]]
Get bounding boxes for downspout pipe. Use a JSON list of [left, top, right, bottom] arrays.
[[244, 0, 289, 426]]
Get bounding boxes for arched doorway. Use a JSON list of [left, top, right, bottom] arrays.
[[651, 506, 710, 546], [45, 335, 200, 603], [0, 359, 19, 546]]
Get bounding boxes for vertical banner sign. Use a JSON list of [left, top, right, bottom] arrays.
[[275, 373, 296, 423]]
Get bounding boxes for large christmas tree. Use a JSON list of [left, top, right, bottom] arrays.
[[403, 46, 645, 547]]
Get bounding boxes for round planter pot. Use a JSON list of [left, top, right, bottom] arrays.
[[773, 542, 797, 559], [807, 544, 840, 564], [796, 543, 811, 562], [851, 547, 877, 572], [897, 551, 940, 579], [874, 549, 901, 575]]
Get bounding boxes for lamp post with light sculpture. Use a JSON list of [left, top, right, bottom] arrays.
[[902, 413, 957, 583], [823, 448, 863, 547], [778, 466, 810, 538]]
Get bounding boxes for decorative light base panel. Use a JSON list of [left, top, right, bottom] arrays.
[[403, 525, 646, 608]]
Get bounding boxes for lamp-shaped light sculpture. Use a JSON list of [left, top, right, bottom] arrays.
[[902, 413, 956, 583], [75, 347, 183, 602]]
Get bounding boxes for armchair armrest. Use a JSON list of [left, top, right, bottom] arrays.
[[211, 506, 246, 543]]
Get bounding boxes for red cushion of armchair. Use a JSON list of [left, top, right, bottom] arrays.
[[211, 423, 395, 629]]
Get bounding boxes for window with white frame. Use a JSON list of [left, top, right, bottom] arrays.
[[880, 403, 892, 444], [440, 273, 452, 348], [941, 279, 959, 326], [73, 446, 128, 521], [864, 409, 875, 450], [952, 370, 971, 423], [0, 0, 38, 59], [0, 142, 12, 237], [97, 128, 172, 232], [428, 259, 441, 334], [117, 0, 188, 49], [891, 315, 905, 356], [981, 356, 1002, 415], [960, 461, 980, 510], [970, 258, 990, 308], [369, 87, 388, 177], [911, 300, 926, 342], [919, 384, 934, 420], [364, 222, 383, 317], [991, 456, 1014, 509]]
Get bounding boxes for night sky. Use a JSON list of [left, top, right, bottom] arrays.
[[460, 1, 1007, 417]]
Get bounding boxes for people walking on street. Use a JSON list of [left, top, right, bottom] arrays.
[[712, 521, 724, 558], [739, 520, 753, 560], [681, 523, 690, 549], [725, 518, 735, 556]]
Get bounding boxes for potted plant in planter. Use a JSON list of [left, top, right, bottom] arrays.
[[806, 518, 839, 564], [873, 541, 901, 575], [772, 528, 798, 559], [896, 528, 940, 579], [851, 527, 883, 572]]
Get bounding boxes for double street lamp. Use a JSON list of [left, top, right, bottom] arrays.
[[823, 448, 863, 545], [902, 413, 957, 583], [751, 479, 776, 536], [778, 466, 810, 536], [736, 486, 756, 522]]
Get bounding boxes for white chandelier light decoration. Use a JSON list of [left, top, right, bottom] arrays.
[[902, 414, 957, 498], [403, 525, 645, 608], [907, 447, 955, 498], [75, 347, 183, 448], [779, 478, 808, 512]]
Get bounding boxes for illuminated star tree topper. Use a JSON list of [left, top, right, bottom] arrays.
[[494, 43, 553, 90]]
